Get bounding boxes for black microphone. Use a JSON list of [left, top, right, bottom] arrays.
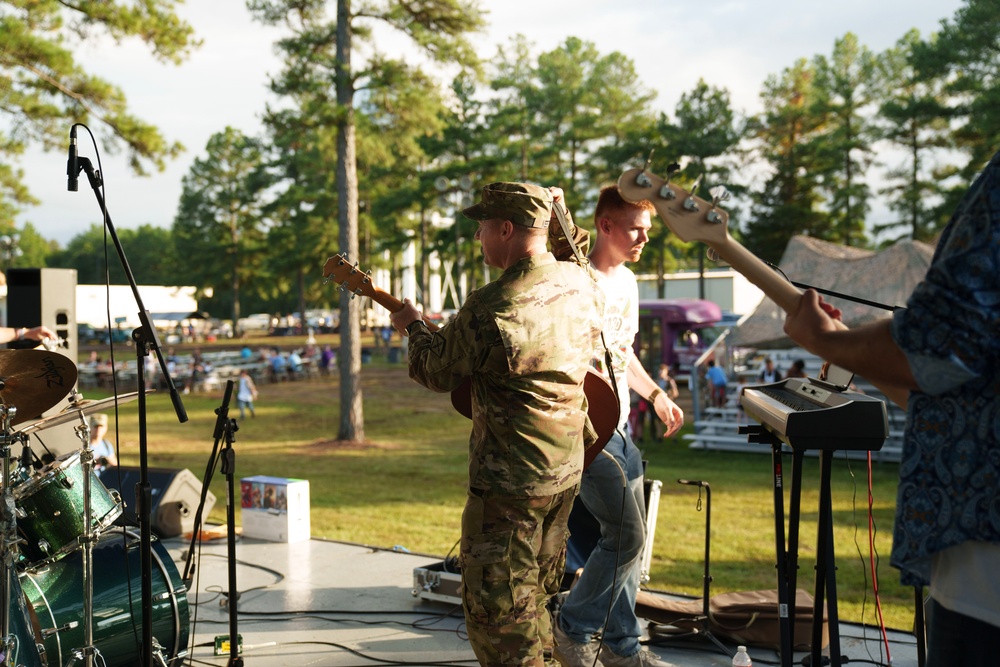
[[67, 126, 78, 191], [21, 443, 32, 472]]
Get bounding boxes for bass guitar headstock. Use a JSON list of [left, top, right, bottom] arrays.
[[617, 166, 732, 259]]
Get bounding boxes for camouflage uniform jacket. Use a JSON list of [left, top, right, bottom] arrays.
[[407, 237, 604, 496]]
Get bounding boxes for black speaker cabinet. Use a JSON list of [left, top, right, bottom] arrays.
[[102, 466, 216, 538]]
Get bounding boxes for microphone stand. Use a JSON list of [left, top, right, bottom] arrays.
[[71, 149, 188, 667], [182, 381, 234, 586], [675, 479, 729, 657], [220, 399, 242, 666], [181, 381, 241, 665]]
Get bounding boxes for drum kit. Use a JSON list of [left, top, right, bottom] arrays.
[[0, 349, 189, 667]]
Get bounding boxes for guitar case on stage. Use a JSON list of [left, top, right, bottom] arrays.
[[639, 588, 829, 651]]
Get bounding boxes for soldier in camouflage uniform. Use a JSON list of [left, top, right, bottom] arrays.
[[390, 182, 605, 666]]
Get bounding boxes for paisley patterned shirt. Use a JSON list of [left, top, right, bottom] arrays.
[[890, 150, 1000, 585]]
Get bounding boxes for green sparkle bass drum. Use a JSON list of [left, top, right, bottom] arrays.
[[19, 528, 190, 667]]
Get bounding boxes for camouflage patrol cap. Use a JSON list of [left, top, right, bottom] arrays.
[[462, 182, 552, 229]]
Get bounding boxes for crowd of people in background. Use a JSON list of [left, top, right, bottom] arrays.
[[681, 354, 812, 415]]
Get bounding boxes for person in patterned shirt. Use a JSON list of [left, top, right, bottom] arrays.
[[783, 150, 1000, 667], [390, 181, 605, 666]]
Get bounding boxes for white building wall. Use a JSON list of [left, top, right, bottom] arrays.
[[636, 269, 763, 315], [76, 285, 199, 327]]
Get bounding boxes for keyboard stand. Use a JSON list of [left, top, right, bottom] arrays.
[[812, 447, 842, 667], [739, 425, 841, 667]]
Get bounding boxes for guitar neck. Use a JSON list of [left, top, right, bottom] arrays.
[[324, 255, 442, 333], [366, 287, 440, 333], [367, 287, 405, 317], [712, 239, 803, 314], [617, 168, 909, 408], [716, 237, 911, 404]]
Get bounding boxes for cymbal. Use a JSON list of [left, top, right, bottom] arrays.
[[0, 349, 78, 426], [16, 390, 150, 434]]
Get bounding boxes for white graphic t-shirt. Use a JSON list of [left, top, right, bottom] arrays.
[[593, 267, 639, 429]]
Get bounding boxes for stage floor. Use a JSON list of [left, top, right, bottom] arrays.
[[145, 533, 922, 667]]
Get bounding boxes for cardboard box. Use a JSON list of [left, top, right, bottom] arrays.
[[240, 476, 310, 543]]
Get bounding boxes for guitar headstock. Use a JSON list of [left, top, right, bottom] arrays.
[[617, 167, 732, 255], [322, 254, 375, 299]]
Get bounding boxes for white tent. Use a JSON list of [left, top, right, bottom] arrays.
[[729, 235, 936, 348]]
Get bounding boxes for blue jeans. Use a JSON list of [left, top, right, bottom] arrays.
[[237, 398, 254, 419], [559, 430, 647, 656]]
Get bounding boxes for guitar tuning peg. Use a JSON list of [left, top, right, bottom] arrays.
[[688, 174, 703, 197], [707, 185, 731, 224], [683, 174, 703, 212], [635, 150, 656, 188], [656, 162, 681, 200], [628, 149, 654, 188], [642, 149, 655, 171], [709, 185, 731, 205]]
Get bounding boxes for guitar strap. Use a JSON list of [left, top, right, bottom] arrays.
[[552, 199, 623, 426], [551, 200, 587, 265]]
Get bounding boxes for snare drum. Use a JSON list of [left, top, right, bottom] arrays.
[[20, 528, 190, 667], [13, 450, 123, 565]]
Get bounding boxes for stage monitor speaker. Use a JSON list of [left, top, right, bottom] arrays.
[[102, 466, 216, 538]]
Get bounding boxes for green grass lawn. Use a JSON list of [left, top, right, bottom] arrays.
[[93, 351, 916, 632]]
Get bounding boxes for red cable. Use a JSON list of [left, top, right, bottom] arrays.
[[867, 452, 892, 663]]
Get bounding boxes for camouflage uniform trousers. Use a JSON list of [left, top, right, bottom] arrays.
[[460, 484, 579, 667]]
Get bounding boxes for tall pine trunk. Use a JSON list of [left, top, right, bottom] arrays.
[[336, 0, 364, 442]]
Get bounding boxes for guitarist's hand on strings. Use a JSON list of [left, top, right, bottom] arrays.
[[783, 288, 843, 356], [389, 299, 423, 337]]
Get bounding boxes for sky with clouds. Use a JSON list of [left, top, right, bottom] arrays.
[[14, 0, 964, 244]]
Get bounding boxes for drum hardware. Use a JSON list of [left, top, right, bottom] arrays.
[[2, 404, 19, 664], [149, 638, 169, 667], [71, 414, 100, 667], [19, 441, 34, 476], [0, 403, 45, 667], [15, 390, 149, 436], [40, 621, 80, 640]]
